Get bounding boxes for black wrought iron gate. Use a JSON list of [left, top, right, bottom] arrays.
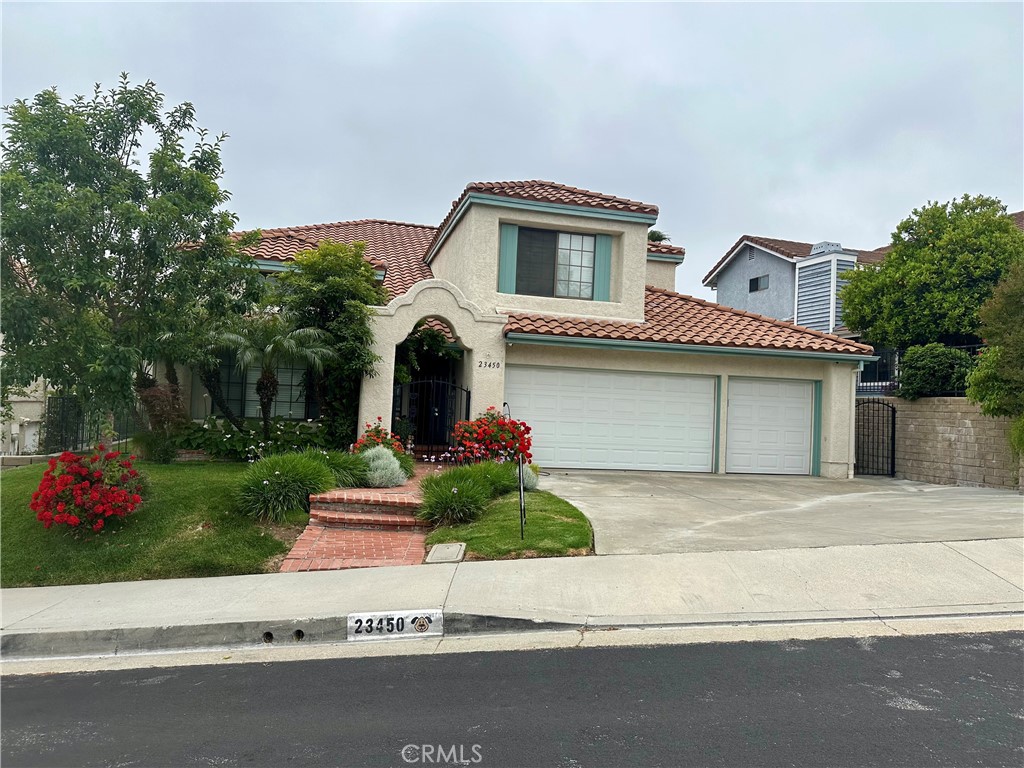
[[392, 379, 471, 455], [854, 399, 897, 477]]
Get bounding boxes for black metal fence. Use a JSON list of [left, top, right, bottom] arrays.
[[392, 378, 471, 457], [856, 344, 985, 398], [43, 396, 133, 454], [854, 399, 896, 477]]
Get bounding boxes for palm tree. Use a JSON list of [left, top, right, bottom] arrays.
[[218, 310, 335, 440], [648, 229, 671, 243]]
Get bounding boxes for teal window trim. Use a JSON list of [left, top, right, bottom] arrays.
[[426, 192, 657, 263], [593, 234, 612, 302], [811, 380, 823, 476], [505, 333, 879, 364], [713, 375, 723, 473], [498, 223, 519, 294]]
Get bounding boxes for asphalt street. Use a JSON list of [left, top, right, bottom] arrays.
[[2, 632, 1022, 768]]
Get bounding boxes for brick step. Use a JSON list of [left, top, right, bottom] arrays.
[[310, 498, 422, 516], [309, 509, 430, 532]]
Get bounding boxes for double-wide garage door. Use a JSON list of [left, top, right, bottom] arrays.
[[504, 366, 813, 475]]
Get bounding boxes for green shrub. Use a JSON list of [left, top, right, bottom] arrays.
[[360, 445, 407, 488], [896, 344, 975, 400], [300, 449, 368, 488], [391, 447, 415, 479], [175, 417, 329, 461], [474, 460, 518, 495], [238, 453, 335, 522], [418, 471, 491, 526], [132, 430, 178, 464]]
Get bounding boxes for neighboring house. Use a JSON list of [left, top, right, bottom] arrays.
[[195, 180, 874, 478], [703, 210, 1024, 336], [702, 236, 870, 338]]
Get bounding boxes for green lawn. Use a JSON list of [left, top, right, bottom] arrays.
[[1, 462, 307, 588], [425, 490, 593, 560]]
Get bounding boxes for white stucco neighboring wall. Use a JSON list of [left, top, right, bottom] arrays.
[[504, 343, 859, 479], [1, 378, 47, 454], [429, 203, 651, 322]]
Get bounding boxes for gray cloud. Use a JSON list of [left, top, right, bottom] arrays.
[[4, 2, 1021, 299]]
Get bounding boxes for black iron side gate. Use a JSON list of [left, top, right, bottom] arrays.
[[854, 399, 896, 477]]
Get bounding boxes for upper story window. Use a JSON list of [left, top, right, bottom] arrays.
[[515, 227, 595, 299], [749, 274, 769, 292]]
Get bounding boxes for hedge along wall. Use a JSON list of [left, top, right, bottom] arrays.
[[871, 397, 1021, 491]]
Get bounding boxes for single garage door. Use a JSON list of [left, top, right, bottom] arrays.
[[504, 365, 715, 471], [726, 378, 813, 475]]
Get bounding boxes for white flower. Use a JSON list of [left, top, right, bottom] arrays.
[[451, 487, 458, 494], [274, 471, 281, 475], [203, 424, 210, 429], [262, 480, 269, 485]]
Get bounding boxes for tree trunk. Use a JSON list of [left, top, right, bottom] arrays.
[[256, 372, 278, 442], [198, 368, 246, 432]]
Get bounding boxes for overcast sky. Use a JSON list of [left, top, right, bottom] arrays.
[[4, 2, 1022, 299]]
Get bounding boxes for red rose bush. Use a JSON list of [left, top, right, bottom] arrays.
[[30, 446, 146, 533]]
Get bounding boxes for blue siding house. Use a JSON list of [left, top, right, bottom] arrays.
[[703, 235, 882, 337]]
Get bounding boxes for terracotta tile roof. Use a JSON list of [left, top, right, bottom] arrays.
[[234, 220, 436, 299], [647, 241, 686, 256], [429, 180, 659, 258], [505, 286, 874, 356]]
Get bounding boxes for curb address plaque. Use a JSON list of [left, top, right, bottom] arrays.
[[347, 610, 444, 641]]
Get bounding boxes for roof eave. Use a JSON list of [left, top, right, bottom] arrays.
[[505, 332, 876, 363], [702, 239, 797, 287]]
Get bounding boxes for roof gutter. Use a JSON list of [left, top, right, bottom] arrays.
[[505, 332, 877, 363]]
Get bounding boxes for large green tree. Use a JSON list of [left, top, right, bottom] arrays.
[[839, 195, 1024, 349], [273, 241, 387, 445], [1, 75, 262, 412], [967, 259, 1024, 452]]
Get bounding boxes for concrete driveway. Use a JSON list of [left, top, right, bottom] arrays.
[[543, 471, 1024, 555]]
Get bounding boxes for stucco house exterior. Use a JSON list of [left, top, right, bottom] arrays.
[[221, 180, 874, 478]]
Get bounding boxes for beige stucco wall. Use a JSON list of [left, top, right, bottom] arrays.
[[645, 260, 679, 292], [429, 203, 651, 322], [358, 280, 508, 428], [505, 343, 859, 479]]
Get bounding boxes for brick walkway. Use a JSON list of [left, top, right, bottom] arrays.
[[279, 470, 433, 573]]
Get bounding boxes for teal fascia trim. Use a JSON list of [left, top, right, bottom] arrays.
[[593, 234, 612, 301], [374, 269, 386, 281], [498, 224, 519, 294], [713, 375, 722, 474], [254, 260, 295, 273], [811, 380, 823, 476], [505, 333, 879, 364], [646, 253, 686, 263], [426, 192, 658, 263]]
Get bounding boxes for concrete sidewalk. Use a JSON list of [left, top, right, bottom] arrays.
[[2, 538, 1022, 659]]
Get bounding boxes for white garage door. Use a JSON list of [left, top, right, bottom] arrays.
[[504, 365, 715, 471], [726, 378, 813, 475]]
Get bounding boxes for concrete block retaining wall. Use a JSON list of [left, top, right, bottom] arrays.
[[872, 397, 1022, 491]]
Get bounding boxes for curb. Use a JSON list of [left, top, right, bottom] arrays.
[[3, 606, 1021, 661]]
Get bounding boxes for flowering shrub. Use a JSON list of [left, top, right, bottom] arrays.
[[452, 407, 532, 464], [174, 417, 327, 461], [30, 446, 146, 533], [353, 416, 405, 454]]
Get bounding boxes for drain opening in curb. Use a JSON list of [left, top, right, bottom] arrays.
[[293, 629, 305, 642], [262, 631, 274, 643]]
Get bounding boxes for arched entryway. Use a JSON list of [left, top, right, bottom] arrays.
[[357, 279, 507, 446], [392, 317, 471, 454]]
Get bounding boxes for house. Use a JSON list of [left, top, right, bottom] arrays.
[[212, 180, 874, 478], [703, 210, 1024, 336], [701, 236, 875, 338]]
